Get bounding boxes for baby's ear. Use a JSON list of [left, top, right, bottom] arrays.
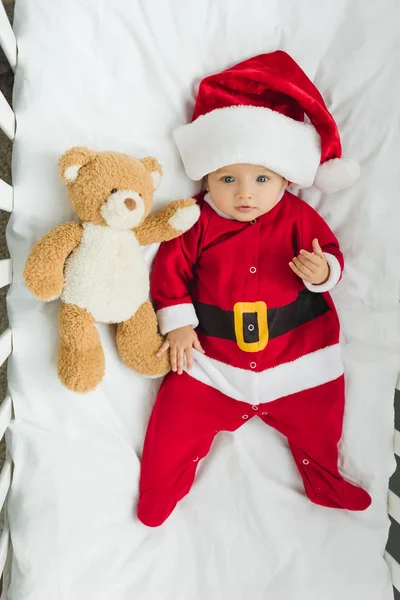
[[141, 156, 163, 190], [58, 147, 97, 185]]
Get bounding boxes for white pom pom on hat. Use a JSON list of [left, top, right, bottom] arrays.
[[314, 158, 360, 193], [173, 51, 360, 193]]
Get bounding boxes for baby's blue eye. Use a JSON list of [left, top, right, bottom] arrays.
[[223, 176, 235, 183], [257, 175, 269, 183]]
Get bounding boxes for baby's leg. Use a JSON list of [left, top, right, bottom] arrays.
[[138, 372, 252, 527], [259, 375, 371, 511]]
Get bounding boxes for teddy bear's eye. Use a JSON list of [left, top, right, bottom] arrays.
[[111, 188, 117, 194]]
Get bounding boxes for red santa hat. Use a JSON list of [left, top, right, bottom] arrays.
[[173, 51, 360, 193]]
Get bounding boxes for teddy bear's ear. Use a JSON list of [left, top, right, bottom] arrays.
[[141, 156, 163, 190], [58, 147, 97, 185]]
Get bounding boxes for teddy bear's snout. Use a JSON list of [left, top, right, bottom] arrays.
[[124, 198, 137, 211]]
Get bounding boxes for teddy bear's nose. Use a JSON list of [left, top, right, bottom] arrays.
[[124, 198, 136, 211]]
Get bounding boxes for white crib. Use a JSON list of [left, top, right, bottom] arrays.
[[0, 1, 15, 595], [0, 1, 399, 598]]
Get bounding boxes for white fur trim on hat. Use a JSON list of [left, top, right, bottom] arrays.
[[173, 105, 321, 186], [314, 158, 360, 193]]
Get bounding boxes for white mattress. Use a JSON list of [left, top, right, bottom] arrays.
[[6, 0, 400, 598]]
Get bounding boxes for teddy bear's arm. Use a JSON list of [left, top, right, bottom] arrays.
[[23, 222, 83, 302], [135, 198, 200, 246]]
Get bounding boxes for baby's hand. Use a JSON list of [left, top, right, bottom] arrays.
[[289, 238, 330, 285], [157, 326, 205, 375]]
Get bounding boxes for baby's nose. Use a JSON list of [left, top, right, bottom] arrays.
[[124, 198, 136, 211]]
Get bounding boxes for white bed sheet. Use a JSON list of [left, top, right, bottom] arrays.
[[6, 0, 400, 598]]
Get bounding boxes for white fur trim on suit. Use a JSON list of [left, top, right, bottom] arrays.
[[314, 158, 360, 193], [168, 203, 200, 232], [303, 253, 342, 293], [186, 343, 344, 405], [173, 105, 321, 186], [157, 303, 199, 336], [62, 223, 149, 323]]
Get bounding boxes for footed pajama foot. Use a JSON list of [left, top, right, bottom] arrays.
[[309, 478, 371, 511], [295, 454, 371, 511], [137, 488, 177, 527]]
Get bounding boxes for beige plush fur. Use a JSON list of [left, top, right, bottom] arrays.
[[116, 300, 169, 376], [23, 147, 200, 393], [23, 222, 84, 301], [58, 303, 105, 393]]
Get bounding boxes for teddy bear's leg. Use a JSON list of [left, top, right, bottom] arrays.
[[58, 302, 105, 393], [116, 300, 170, 377]]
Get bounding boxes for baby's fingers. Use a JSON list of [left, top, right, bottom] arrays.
[[177, 347, 185, 375], [185, 347, 193, 371], [156, 339, 170, 357], [296, 255, 319, 272], [312, 238, 325, 258], [299, 249, 322, 267], [170, 346, 178, 373], [289, 260, 312, 282], [292, 257, 313, 278], [193, 334, 206, 354]]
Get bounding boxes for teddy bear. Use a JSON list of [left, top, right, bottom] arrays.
[[23, 147, 200, 393]]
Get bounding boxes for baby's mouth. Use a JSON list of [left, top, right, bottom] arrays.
[[236, 205, 255, 213]]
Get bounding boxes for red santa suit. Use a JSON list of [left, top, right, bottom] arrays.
[[137, 51, 370, 527], [138, 190, 371, 527]]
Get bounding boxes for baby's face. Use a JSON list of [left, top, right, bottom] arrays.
[[206, 164, 287, 222]]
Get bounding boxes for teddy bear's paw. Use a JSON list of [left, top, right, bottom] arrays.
[[58, 344, 105, 393], [119, 344, 170, 378], [117, 301, 171, 377], [24, 272, 63, 302], [168, 203, 200, 232], [145, 352, 170, 378]]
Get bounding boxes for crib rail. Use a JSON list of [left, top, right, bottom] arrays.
[[0, 330, 11, 369], [0, 2, 15, 596], [389, 490, 400, 525], [0, 1, 16, 71], [386, 551, 400, 593], [0, 260, 11, 290], [0, 90, 14, 140], [387, 383, 400, 594], [0, 180, 12, 213], [0, 349, 12, 600]]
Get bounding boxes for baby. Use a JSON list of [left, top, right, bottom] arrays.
[[137, 51, 371, 527]]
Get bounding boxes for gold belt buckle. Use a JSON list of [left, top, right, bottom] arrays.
[[233, 301, 268, 353]]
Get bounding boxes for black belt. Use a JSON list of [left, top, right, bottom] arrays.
[[193, 289, 329, 352]]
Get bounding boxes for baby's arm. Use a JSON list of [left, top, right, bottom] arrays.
[[151, 206, 207, 369], [290, 202, 344, 293]]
